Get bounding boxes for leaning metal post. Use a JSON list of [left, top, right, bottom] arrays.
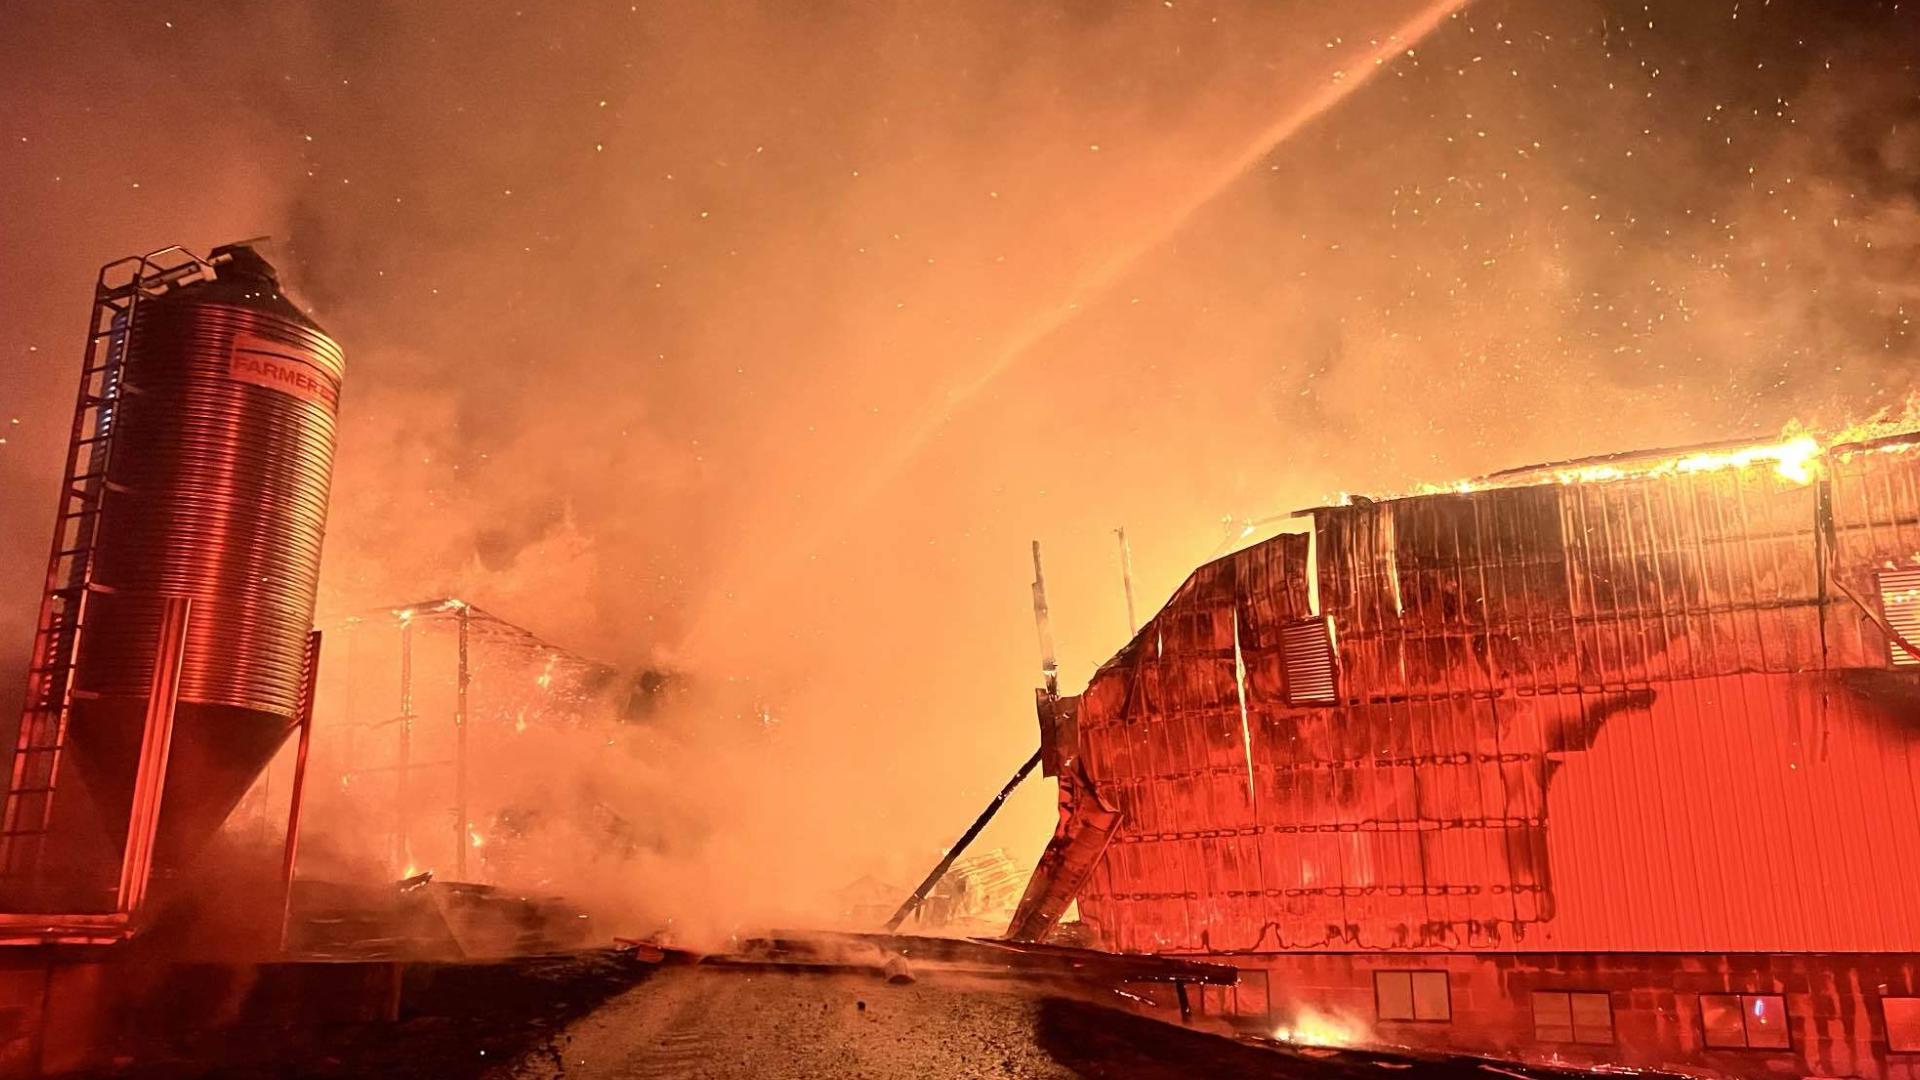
[[883, 748, 1042, 932], [454, 603, 470, 880], [879, 543, 1072, 929], [394, 612, 414, 874], [116, 596, 191, 915], [1031, 541, 1058, 696], [279, 629, 321, 951]]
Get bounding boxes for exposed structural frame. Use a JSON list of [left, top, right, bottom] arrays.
[[320, 597, 613, 881]]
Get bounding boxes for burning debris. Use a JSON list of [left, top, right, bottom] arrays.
[[286, 874, 594, 961], [1271, 1007, 1365, 1050]]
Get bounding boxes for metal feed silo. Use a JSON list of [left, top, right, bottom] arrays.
[[9, 242, 344, 901]]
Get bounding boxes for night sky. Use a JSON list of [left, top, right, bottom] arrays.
[[1, 1, 1915, 909]]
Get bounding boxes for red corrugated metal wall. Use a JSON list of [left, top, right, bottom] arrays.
[[1071, 441, 1920, 954]]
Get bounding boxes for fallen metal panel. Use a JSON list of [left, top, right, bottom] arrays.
[[1006, 766, 1122, 944], [740, 930, 1237, 986], [0, 913, 130, 947]]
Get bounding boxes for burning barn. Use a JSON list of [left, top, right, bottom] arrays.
[[1012, 429, 1920, 1079]]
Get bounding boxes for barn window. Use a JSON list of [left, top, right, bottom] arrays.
[[1700, 993, 1789, 1050], [1884, 997, 1920, 1053], [1532, 991, 1614, 1045], [1881, 569, 1920, 668], [1282, 616, 1338, 705], [1375, 970, 1449, 1022]]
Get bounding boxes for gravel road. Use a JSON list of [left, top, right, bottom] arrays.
[[511, 967, 1078, 1079], [499, 965, 1344, 1080]]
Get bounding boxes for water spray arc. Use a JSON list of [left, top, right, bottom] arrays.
[[760, 0, 1477, 591]]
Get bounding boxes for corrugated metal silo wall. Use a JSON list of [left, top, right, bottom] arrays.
[[1074, 444, 1920, 954]]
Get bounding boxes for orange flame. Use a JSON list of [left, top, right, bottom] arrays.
[[1273, 1007, 1365, 1048], [1415, 414, 1920, 501]]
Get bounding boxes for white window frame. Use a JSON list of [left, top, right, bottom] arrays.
[[1374, 970, 1450, 1023], [1700, 992, 1789, 1050], [1531, 989, 1614, 1045], [1883, 996, 1920, 1053]]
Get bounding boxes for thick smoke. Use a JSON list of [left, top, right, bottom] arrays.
[[1, 1, 1916, 939]]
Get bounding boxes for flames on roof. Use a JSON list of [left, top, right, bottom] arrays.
[[1321, 402, 1920, 510]]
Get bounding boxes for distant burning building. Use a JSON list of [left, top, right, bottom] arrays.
[[1014, 429, 1920, 1079]]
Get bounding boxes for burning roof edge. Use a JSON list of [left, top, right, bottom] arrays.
[[1060, 418, 1920, 700], [1292, 423, 1920, 517]]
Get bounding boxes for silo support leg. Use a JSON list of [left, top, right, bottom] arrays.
[[279, 629, 322, 952], [115, 597, 190, 916]]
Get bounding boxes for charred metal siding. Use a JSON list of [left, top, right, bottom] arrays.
[[1073, 442, 1920, 955]]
